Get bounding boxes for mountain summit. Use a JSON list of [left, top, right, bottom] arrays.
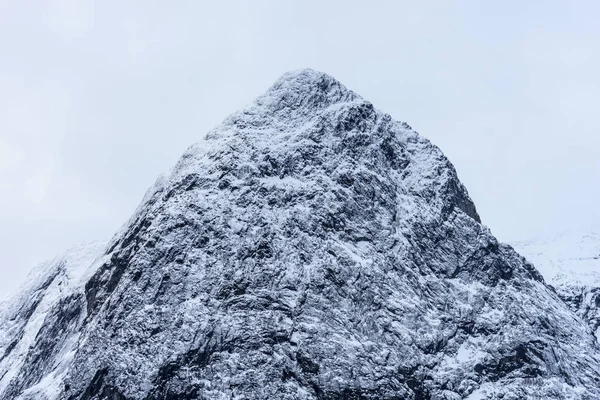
[[1, 69, 599, 399]]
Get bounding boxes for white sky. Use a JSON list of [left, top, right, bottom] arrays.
[[1, 1, 599, 299]]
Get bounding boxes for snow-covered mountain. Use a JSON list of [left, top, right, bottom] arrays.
[[513, 231, 600, 343], [1, 69, 600, 399]]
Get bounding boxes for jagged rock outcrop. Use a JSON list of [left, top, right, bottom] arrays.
[[1, 69, 600, 399]]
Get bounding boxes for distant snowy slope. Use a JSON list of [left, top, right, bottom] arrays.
[[513, 231, 600, 289], [513, 231, 600, 341]]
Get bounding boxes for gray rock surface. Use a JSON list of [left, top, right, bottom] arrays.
[[1, 69, 600, 399]]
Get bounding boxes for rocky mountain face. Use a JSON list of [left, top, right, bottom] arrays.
[[1, 69, 600, 399], [513, 231, 600, 344]]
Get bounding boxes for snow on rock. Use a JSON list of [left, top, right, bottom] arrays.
[[1, 69, 600, 399], [513, 231, 600, 343], [0, 242, 107, 399]]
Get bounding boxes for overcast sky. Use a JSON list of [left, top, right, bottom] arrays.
[[1, 1, 599, 299]]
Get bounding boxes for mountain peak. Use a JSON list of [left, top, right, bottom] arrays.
[[2, 70, 599, 399], [183, 69, 480, 223], [271, 67, 334, 85], [217, 68, 361, 132], [268, 68, 356, 99]]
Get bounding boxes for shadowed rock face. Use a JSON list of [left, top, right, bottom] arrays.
[[1, 69, 600, 400]]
